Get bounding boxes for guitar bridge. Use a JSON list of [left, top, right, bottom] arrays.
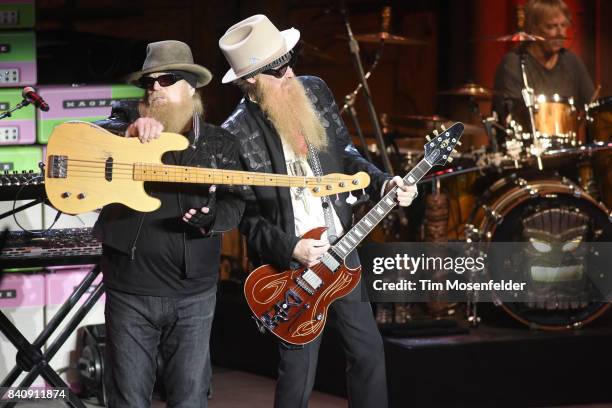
[[47, 155, 67, 178], [259, 289, 303, 330]]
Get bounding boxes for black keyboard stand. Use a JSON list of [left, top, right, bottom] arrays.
[[0, 264, 104, 408]]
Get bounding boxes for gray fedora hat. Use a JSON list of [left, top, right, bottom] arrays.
[[126, 40, 212, 88]]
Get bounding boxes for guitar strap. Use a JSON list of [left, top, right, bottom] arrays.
[[306, 143, 338, 244]]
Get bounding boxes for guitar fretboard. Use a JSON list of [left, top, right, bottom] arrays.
[[134, 163, 319, 187], [331, 159, 432, 259]]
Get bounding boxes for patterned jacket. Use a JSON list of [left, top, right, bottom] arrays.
[[222, 76, 390, 270]]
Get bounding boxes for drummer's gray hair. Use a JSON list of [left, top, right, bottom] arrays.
[[525, 0, 572, 34]]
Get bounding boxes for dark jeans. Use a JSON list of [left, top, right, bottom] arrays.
[[104, 286, 216, 408], [274, 281, 388, 408]]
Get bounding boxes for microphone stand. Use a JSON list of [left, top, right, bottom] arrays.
[[0, 99, 30, 120], [340, 9, 394, 174], [340, 46, 383, 164], [519, 48, 543, 170]]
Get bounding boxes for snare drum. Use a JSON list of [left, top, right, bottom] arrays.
[[587, 97, 612, 142], [466, 174, 612, 330]]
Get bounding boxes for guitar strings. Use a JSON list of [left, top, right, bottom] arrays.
[[57, 158, 360, 185]]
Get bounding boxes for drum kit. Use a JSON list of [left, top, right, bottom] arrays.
[[334, 9, 612, 331]]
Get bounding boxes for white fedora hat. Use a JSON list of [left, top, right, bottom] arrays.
[[219, 14, 300, 84]]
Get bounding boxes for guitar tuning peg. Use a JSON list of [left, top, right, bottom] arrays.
[[441, 124, 446, 131], [360, 188, 370, 201], [334, 193, 344, 207], [433, 130, 439, 136], [346, 191, 357, 205], [425, 135, 431, 142], [447, 156, 454, 163], [456, 141, 462, 146]]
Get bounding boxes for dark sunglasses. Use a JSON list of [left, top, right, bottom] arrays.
[[259, 51, 299, 79], [138, 73, 183, 90]]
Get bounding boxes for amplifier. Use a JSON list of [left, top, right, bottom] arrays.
[[0, 1, 35, 29], [0, 87, 36, 145], [36, 84, 144, 144], [0, 31, 36, 87], [0, 273, 46, 387]]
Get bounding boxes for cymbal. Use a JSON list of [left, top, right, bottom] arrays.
[[298, 40, 334, 62], [491, 31, 545, 42], [439, 82, 496, 98], [336, 32, 428, 46], [380, 114, 450, 136], [380, 114, 485, 138]]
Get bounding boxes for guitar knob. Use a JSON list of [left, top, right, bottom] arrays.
[[313, 187, 320, 193], [339, 182, 345, 187], [61, 192, 71, 198], [326, 185, 333, 190]]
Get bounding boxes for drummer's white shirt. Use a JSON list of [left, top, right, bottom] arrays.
[[281, 138, 344, 241]]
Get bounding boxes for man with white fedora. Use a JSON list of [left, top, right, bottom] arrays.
[[94, 40, 246, 407], [220, 15, 417, 408]]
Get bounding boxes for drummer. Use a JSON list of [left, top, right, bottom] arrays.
[[492, 0, 594, 123]]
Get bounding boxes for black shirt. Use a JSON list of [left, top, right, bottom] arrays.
[[493, 48, 595, 120], [101, 148, 221, 297]]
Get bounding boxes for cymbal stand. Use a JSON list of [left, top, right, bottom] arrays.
[[519, 50, 543, 170], [339, 6, 394, 174], [340, 46, 383, 164]]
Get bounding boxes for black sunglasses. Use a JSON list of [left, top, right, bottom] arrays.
[[138, 73, 183, 90], [259, 51, 299, 79]]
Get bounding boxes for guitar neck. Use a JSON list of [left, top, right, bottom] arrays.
[[331, 159, 432, 259], [133, 163, 317, 188]]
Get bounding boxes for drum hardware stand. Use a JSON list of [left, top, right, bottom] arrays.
[[339, 4, 394, 174], [519, 49, 544, 170], [481, 113, 502, 153]]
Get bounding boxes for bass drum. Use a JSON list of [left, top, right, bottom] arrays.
[[466, 174, 612, 330]]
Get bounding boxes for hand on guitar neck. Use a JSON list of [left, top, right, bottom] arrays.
[[125, 117, 165, 143], [292, 176, 416, 268], [385, 175, 418, 206]]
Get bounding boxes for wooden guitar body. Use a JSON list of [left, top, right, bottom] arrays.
[[46, 121, 188, 214], [244, 227, 361, 345]]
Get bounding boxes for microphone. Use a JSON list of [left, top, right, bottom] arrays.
[[22, 87, 49, 112]]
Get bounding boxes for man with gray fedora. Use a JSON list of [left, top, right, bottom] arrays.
[[94, 40, 246, 407], [220, 15, 417, 408]]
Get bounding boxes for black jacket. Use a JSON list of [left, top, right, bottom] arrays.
[[94, 100, 246, 279], [222, 76, 390, 270]]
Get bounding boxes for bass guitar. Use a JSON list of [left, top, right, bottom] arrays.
[[244, 122, 464, 345], [44, 121, 370, 215]]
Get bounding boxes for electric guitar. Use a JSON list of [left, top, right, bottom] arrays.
[[44, 121, 371, 215], [244, 122, 464, 345]]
